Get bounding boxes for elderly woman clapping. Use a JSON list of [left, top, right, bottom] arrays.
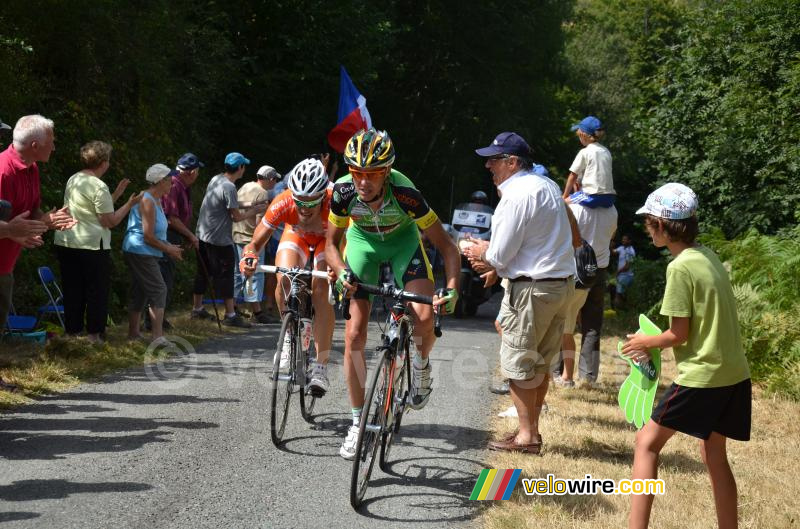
[[122, 164, 183, 343], [55, 141, 141, 343]]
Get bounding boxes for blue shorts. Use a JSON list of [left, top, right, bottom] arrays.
[[569, 191, 616, 208], [616, 273, 634, 294]]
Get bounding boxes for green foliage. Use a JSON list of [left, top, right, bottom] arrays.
[[639, 0, 800, 236], [623, 253, 669, 328], [699, 227, 800, 399]]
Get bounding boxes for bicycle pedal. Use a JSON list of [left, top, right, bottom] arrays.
[[307, 386, 326, 398]]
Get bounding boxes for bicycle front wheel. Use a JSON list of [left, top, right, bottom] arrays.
[[270, 313, 295, 446], [299, 336, 317, 422], [379, 322, 411, 471], [350, 351, 391, 509]]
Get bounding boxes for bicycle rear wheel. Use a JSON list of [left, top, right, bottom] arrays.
[[299, 336, 317, 422], [270, 313, 295, 446], [379, 323, 410, 471], [350, 351, 391, 509]]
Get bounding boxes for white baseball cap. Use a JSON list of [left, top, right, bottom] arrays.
[[145, 163, 174, 184], [257, 165, 281, 180], [636, 183, 698, 220]]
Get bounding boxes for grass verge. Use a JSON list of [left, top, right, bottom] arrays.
[[480, 327, 800, 529], [0, 314, 235, 409]]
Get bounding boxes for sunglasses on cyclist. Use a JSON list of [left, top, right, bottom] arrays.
[[349, 167, 388, 181], [293, 195, 324, 209]]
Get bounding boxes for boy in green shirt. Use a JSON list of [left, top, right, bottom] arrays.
[[621, 183, 750, 529]]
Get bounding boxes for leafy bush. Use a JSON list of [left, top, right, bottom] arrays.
[[622, 255, 669, 329], [703, 228, 800, 400]]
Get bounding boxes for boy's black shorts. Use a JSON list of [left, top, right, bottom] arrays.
[[651, 378, 751, 441]]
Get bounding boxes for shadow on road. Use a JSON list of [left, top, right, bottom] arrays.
[[357, 455, 487, 523], [0, 479, 152, 502]]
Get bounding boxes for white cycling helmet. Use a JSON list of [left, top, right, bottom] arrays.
[[288, 158, 328, 197]]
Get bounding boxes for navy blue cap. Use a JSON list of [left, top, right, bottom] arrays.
[[176, 152, 204, 170], [224, 152, 250, 167], [475, 132, 532, 158], [570, 116, 603, 136]]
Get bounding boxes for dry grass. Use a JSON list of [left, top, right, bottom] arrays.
[[480, 331, 800, 529], [0, 314, 231, 409]]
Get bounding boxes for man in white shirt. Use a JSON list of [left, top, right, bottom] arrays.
[[553, 202, 618, 388], [463, 132, 575, 454], [612, 234, 636, 308]]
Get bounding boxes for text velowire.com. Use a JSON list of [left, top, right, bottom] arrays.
[[522, 474, 665, 496]]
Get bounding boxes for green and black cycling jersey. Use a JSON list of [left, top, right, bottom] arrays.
[[329, 169, 439, 240]]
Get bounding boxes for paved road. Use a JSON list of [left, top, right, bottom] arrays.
[[0, 297, 503, 529]]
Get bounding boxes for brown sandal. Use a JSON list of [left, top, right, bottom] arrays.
[[488, 433, 543, 454]]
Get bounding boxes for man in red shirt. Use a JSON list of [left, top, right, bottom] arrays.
[[0, 117, 47, 241], [0, 115, 76, 371], [156, 152, 203, 323]]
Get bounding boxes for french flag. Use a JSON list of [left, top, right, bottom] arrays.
[[327, 66, 372, 153]]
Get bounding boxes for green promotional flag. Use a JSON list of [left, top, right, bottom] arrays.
[[617, 314, 662, 429]]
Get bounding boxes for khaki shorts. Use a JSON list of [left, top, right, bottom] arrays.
[[563, 285, 589, 335], [498, 278, 573, 380]]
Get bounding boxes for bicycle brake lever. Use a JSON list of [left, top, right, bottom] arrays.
[[341, 294, 351, 320], [433, 305, 442, 338]]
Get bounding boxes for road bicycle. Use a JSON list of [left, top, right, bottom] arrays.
[[343, 263, 442, 509], [246, 251, 329, 447]]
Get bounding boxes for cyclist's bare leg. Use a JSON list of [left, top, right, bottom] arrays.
[[274, 247, 304, 313], [311, 260, 333, 364], [405, 278, 436, 358], [344, 298, 370, 408]]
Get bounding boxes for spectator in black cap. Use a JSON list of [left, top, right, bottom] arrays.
[[155, 152, 203, 324], [464, 131, 577, 454]]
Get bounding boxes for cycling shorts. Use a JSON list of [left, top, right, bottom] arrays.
[[344, 224, 433, 300], [277, 225, 326, 266]]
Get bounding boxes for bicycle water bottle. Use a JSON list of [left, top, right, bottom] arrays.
[[300, 318, 313, 351]]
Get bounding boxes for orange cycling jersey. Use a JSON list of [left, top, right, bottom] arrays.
[[262, 188, 332, 237]]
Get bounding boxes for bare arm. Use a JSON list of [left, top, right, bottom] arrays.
[[422, 220, 460, 292], [562, 172, 580, 198], [564, 203, 582, 249], [111, 178, 130, 203], [0, 211, 47, 239], [98, 192, 141, 229], [325, 223, 348, 278], [621, 317, 690, 360], [141, 199, 182, 260]]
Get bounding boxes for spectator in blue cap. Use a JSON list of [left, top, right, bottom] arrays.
[[563, 115, 616, 209], [553, 116, 618, 389], [191, 152, 253, 327]]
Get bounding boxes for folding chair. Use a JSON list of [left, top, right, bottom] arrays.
[[37, 266, 65, 329], [4, 303, 38, 334]]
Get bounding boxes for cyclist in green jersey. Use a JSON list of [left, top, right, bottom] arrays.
[[325, 128, 460, 460]]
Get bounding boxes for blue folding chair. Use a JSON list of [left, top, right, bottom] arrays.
[[37, 266, 65, 330], [4, 303, 38, 335]]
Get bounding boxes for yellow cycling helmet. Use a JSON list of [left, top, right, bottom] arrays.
[[344, 128, 395, 169]]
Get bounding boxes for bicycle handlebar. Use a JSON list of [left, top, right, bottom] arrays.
[[255, 265, 329, 279], [339, 283, 443, 337], [244, 264, 331, 301]]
